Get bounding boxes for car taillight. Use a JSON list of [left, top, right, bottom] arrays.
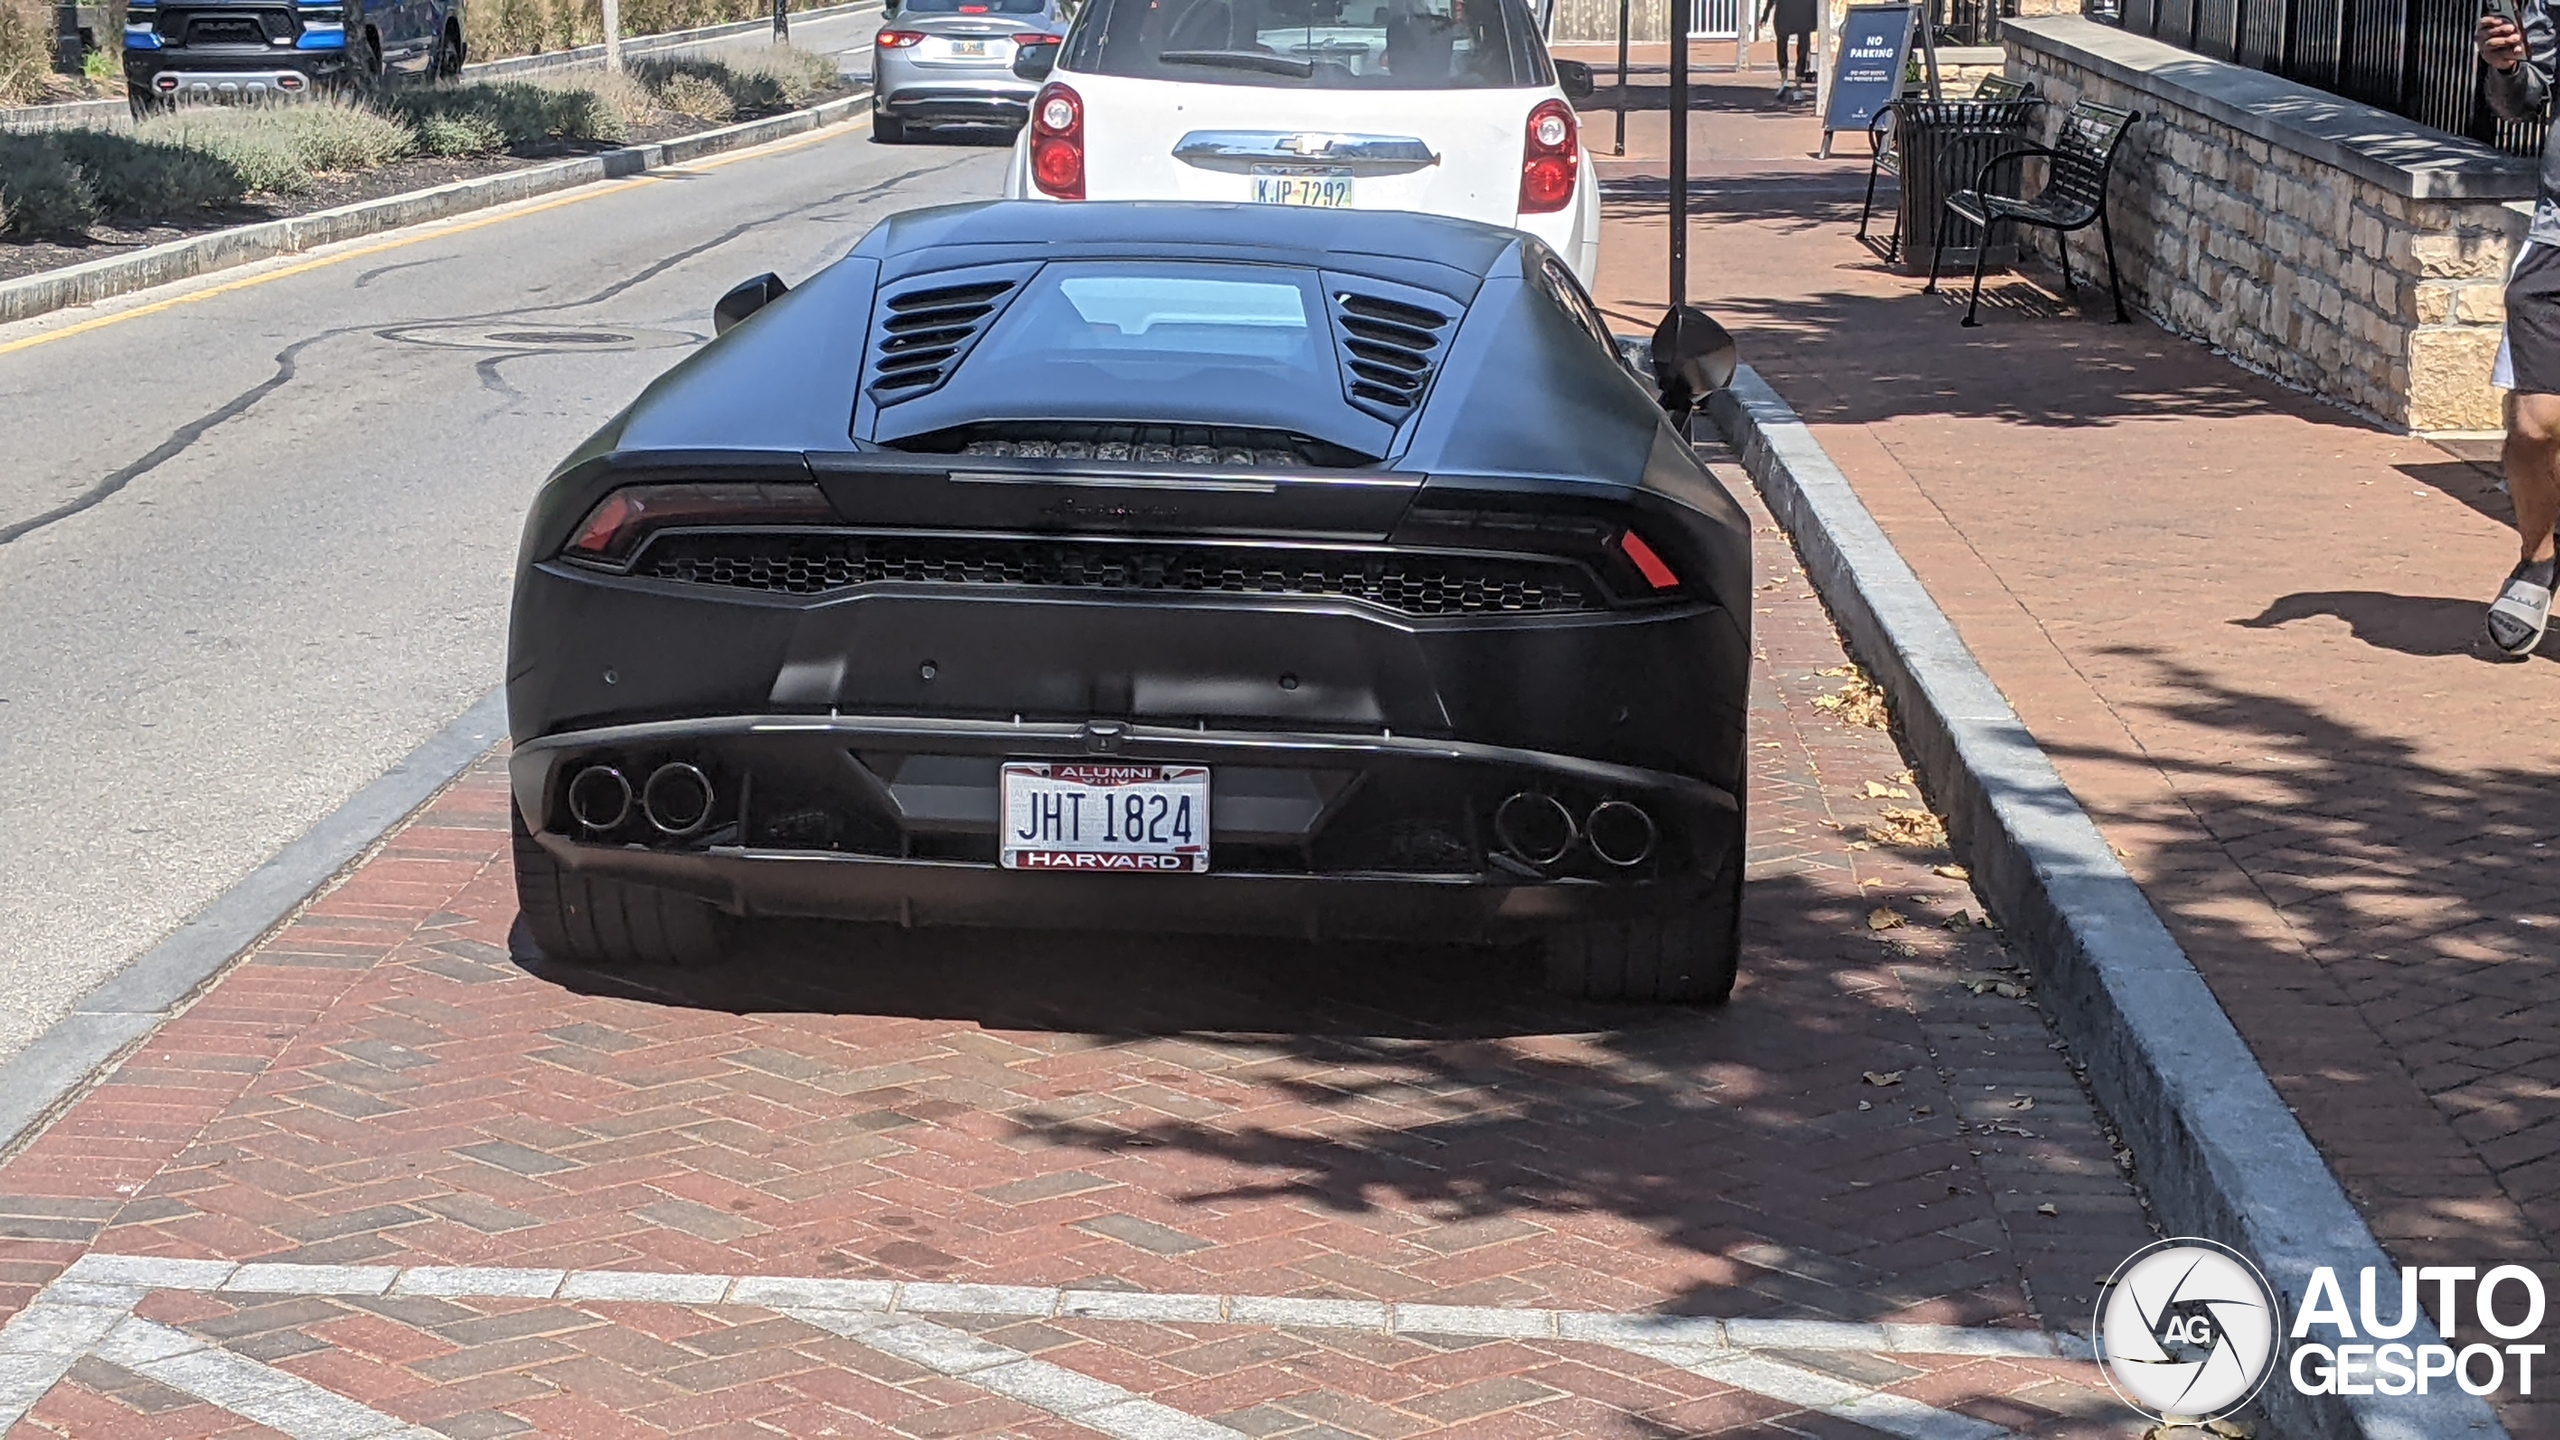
[[874, 28, 924, 46], [1520, 97, 1578, 214], [1013, 31, 1058, 44], [1030, 81, 1084, 199], [1616, 528, 1681, 590], [563, 482, 834, 565]]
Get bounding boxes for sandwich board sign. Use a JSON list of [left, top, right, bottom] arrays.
[[1819, 3, 1917, 156]]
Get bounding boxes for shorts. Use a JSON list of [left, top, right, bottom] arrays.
[[2496, 242, 2560, 394]]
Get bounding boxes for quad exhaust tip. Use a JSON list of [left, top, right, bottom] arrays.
[[643, 762, 715, 837], [1585, 800, 1656, 867], [565, 765, 631, 832], [1494, 792, 1578, 869]]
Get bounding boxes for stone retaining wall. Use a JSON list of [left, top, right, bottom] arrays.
[[2004, 17, 2534, 433]]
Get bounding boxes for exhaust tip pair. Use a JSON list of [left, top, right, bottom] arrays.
[[566, 762, 713, 837], [1494, 792, 1655, 869]]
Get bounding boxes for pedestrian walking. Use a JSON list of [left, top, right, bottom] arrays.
[[1761, 0, 1817, 95], [2478, 0, 2560, 657]]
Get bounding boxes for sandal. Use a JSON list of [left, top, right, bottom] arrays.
[[2488, 555, 2558, 657]]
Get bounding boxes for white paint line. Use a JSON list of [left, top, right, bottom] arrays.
[[96, 1316, 441, 1439], [790, 1307, 1246, 1440], [49, 1258, 2096, 1359]]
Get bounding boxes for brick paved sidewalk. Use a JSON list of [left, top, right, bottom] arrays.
[[0, 472, 2152, 1438], [1587, 70, 2560, 1438]]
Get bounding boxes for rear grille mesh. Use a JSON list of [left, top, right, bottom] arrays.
[[631, 532, 1601, 615]]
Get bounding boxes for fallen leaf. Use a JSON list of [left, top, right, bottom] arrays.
[[1812, 674, 1890, 729], [1913, 1105, 1934, 1116], [1994, 981, 2029, 999], [1863, 780, 1911, 799], [1940, 910, 1972, 931], [1863, 1070, 1905, 1087], [1861, 807, 1946, 850], [1857, 1100, 1873, 1111], [1932, 863, 1969, 880], [1867, 907, 1906, 931], [2036, 1202, 2059, 1216], [1817, 664, 1857, 677], [2205, 1420, 2255, 1440], [2008, 1097, 2036, 1111]]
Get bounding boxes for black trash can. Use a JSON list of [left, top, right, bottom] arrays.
[[1893, 99, 2043, 277]]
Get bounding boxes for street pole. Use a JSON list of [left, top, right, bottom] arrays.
[[774, 0, 789, 41], [603, 0, 623, 70], [1667, 0, 1687, 307], [1612, 0, 1629, 155]]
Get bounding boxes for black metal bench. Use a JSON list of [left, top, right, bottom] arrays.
[[1856, 73, 2041, 263], [1926, 99, 2142, 326]]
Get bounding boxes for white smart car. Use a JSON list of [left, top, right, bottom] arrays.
[[1002, 0, 1602, 284]]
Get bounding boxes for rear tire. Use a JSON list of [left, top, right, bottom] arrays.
[[872, 111, 908, 143], [433, 23, 465, 79], [512, 808, 732, 970], [129, 90, 173, 120], [1542, 857, 1742, 1005]]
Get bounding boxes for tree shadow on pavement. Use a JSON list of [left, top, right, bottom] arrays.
[[2037, 646, 2560, 1271], [523, 863, 2091, 1328]]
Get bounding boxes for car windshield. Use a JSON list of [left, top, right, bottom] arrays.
[[1067, 0, 1542, 88], [900, 0, 1047, 14]]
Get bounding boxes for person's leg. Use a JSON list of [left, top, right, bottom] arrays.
[[2490, 391, 2560, 655], [2508, 393, 2560, 566], [2488, 248, 2560, 656]]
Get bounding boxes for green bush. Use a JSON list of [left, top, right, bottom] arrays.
[[48, 127, 242, 214], [391, 78, 626, 145], [134, 100, 415, 194], [415, 110, 509, 156], [0, 133, 102, 236]]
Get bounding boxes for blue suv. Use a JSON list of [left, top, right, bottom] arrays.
[[124, 0, 465, 116]]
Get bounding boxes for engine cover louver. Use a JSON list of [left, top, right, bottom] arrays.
[[1331, 288, 1456, 423], [868, 278, 1016, 402]]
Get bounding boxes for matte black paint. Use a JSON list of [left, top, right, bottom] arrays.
[[506, 201, 1753, 940]]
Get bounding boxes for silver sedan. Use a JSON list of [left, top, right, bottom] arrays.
[[871, 0, 1068, 142]]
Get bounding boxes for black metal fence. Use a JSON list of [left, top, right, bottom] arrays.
[[2117, 0, 2546, 153]]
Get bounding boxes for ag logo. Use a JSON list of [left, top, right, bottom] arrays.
[[2096, 1239, 2282, 1423]]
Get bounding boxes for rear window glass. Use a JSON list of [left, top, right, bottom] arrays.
[[1065, 0, 1546, 89], [872, 262, 1396, 455]]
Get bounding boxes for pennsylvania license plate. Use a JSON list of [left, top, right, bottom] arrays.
[[1250, 166, 1353, 207], [947, 38, 990, 55], [1001, 763, 1209, 872]]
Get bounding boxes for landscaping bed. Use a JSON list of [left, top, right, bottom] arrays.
[[0, 45, 841, 280]]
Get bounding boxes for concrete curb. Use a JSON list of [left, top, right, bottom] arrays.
[[0, 86, 870, 328], [0, 1, 877, 133], [1707, 366, 2506, 1440], [0, 689, 506, 1160]]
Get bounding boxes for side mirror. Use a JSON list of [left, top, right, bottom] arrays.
[[1554, 57, 1595, 101], [1649, 303, 1737, 417], [713, 272, 788, 336], [1013, 37, 1060, 80]]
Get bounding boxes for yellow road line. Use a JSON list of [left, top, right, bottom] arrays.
[[0, 114, 867, 360]]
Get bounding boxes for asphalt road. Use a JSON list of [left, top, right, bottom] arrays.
[[0, 20, 1007, 1065]]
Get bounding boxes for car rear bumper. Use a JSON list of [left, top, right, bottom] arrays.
[[510, 713, 1741, 941], [877, 82, 1033, 124]]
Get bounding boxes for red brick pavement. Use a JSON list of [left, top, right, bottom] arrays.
[[1587, 68, 2560, 1436], [0, 470, 2153, 1436]]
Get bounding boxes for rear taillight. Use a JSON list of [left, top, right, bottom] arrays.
[[1520, 98, 1578, 214], [1030, 81, 1084, 199], [1616, 529, 1681, 590], [1013, 31, 1059, 44], [874, 28, 924, 46], [563, 483, 834, 565]]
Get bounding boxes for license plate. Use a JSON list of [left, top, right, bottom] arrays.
[[1001, 763, 1209, 872], [1250, 166, 1353, 208], [947, 38, 990, 55]]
